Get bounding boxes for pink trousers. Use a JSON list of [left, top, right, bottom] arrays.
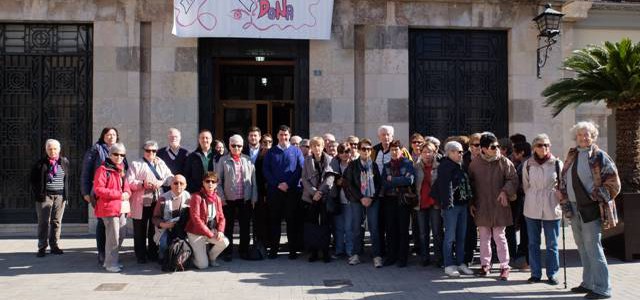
[[478, 226, 510, 269]]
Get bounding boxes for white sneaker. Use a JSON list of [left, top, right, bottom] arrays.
[[348, 255, 360, 265], [209, 260, 220, 267], [444, 265, 460, 277], [105, 266, 122, 273], [458, 264, 474, 275], [373, 256, 383, 268]]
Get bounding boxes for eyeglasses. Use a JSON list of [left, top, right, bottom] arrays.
[[230, 144, 242, 149], [172, 181, 186, 186], [535, 143, 550, 148], [204, 180, 217, 184], [471, 143, 480, 147], [144, 149, 157, 153], [111, 153, 125, 158], [489, 144, 499, 150]]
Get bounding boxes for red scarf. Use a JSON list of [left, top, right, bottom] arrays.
[[231, 153, 241, 162], [420, 165, 435, 208], [390, 158, 401, 176], [534, 152, 551, 165]]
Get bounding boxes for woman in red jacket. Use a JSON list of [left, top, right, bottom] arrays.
[[186, 172, 229, 269], [93, 143, 131, 273]]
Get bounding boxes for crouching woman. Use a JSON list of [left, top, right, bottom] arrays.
[[185, 172, 229, 268]]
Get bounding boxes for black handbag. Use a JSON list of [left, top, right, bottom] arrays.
[[397, 186, 418, 208]]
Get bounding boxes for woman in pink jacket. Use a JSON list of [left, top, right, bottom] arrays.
[[93, 143, 131, 273]]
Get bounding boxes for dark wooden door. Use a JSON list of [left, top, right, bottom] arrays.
[[409, 29, 508, 141], [0, 24, 92, 223]]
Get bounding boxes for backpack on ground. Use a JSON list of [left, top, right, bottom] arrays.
[[162, 237, 193, 272]]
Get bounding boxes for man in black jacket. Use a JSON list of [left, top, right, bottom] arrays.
[[31, 139, 70, 257], [184, 130, 215, 193]]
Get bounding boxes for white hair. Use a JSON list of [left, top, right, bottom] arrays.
[[322, 133, 336, 142], [377, 125, 394, 136], [168, 128, 181, 135], [532, 133, 550, 146], [290, 135, 302, 143], [425, 136, 441, 147], [229, 134, 244, 146], [571, 121, 599, 141], [45, 139, 61, 149], [444, 141, 463, 153], [143, 140, 158, 149], [109, 143, 126, 155]]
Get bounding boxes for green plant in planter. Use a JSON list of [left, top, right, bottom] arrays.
[[543, 38, 640, 194]]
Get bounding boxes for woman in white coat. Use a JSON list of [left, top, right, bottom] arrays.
[[522, 133, 563, 285]]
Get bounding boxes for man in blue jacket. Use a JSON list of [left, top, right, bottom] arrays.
[[263, 125, 305, 259]]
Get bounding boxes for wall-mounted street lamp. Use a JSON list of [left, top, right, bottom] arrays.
[[533, 3, 564, 78]]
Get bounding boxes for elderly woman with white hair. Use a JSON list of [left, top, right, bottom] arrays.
[[93, 143, 131, 272], [126, 140, 174, 264], [558, 121, 620, 299], [521, 134, 563, 285], [430, 141, 474, 277], [216, 134, 258, 261], [31, 139, 70, 257]]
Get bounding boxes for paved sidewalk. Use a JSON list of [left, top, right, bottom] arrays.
[[1, 230, 639, 300]]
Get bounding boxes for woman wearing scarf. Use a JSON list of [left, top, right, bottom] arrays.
[[216, 134, 257, 261], [93, 143, 131, 273], [414, 141, 443, 267], [31, 139, 70, 257], [468, 133, 518, 280], [186, 172, 229, 269], [330, 142, 354, 260], [558, 121, 620, 299], [521, 134, 563, 285], [80, 127, 128, 266], [301, 137, 336, 262], [127, 140, 174, 264], [430, 141, 474, 277], [380, 140, 415, 268], [343, 138, 383, 268]]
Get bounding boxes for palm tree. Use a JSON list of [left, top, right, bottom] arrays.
[[542, 38, 640, 193]]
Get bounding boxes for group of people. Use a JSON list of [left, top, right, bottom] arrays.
[[32, 121, 619, 299]]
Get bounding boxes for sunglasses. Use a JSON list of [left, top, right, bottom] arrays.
[[261, 140, 273, 144], [535, 143, 550, 148], [111, 153, 126, 158], [489, 145, 499, 150], [411, 141, 423, 144], [144, 149, 157, 153], [360, 147, 373, 151], [230, 144, 242, 149], [172, 181, 186, 186], [471, 143, 480, 147], [349, 143, 359, 147], [204, 179, 217, 184]]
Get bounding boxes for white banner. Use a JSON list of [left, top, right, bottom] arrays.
[[172, 0, 334, 40]]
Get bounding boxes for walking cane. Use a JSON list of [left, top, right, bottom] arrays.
[[561, 212, 567, 289]]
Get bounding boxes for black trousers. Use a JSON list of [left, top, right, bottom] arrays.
[[133, 206, 158, 260], [464, 212, 477, 264], [253, 195, 269, 245], [268, 189, 302, 253], [222, 199, 253, 255], [384, 197, 411, 264]]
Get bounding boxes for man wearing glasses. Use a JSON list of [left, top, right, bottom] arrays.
[[216, 135, 258, 261]]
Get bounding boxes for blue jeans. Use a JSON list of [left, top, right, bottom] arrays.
[[571, 207, 611, 296], [525, 217, 560, 279], [442, 205, 467, 267], [351, 199, 381, 257], [417, 207, 443, 264], [158, 230, 170, 260], [334, 203, 354, 256]]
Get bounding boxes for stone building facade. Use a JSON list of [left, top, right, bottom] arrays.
[[1, 0, 640, 226]]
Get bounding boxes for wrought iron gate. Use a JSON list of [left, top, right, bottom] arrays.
[[409, 29, 508, 141], [0, 24, 92, 223]]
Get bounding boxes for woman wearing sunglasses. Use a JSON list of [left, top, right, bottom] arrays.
[[93, 143, 131, 273], [127, 140, 174, 264], [468, 133, 519, 280], [186, 172, 229, 269], [521, 134, 563, 285]]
